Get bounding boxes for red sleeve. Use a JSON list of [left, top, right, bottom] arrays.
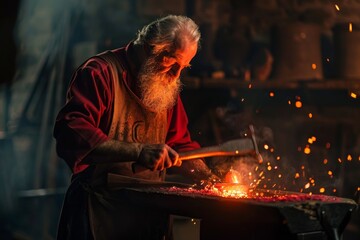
[[53, 57, 113, 173], [166, 96, 200, 152]]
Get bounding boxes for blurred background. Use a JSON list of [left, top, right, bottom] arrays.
[[1, 0, 360, 239]]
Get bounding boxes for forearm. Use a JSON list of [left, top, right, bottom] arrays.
[[84, 140, 143, 164]]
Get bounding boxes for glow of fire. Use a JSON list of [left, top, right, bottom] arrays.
[[311, 63, 317, 70], [214, 169, 249, 198], [269, 91, 275, 97], [304, 145, 311, 154], [308, 113, 313, 118], [349, 23, 353, 32], [335, 4, 340, 11]]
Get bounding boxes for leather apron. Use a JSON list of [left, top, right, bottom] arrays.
[[87, 51, 170, 240]]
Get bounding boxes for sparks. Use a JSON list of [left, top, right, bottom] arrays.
[[295, 101, 302, 108], [349, 22, 353, 32], [350, 92, 357, 99], [335, 4, 340, 11], [311, 63, 317, 70]]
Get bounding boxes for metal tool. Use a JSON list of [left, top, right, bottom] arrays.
[[132, 125, 261, 173]]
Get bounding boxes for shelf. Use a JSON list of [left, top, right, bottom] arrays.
[[183, 77, 360, 91]]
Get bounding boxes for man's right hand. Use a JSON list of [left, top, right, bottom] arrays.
[[137, 144, 181, 171]]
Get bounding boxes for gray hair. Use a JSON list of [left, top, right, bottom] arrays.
[[134, 15, 201, 55]]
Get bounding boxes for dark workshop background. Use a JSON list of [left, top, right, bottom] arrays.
[[1, 0, 360, 239]]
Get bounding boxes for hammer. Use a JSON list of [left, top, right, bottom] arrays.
[[132, 125, 262, 173]]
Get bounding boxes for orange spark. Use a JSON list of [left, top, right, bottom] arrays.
[[295, 101, 302, 108], [304, 146, 311, 154]]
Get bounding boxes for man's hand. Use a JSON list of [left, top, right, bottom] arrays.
[[137, 144, 181, 171]]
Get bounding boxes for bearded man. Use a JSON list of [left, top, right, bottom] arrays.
[[54, 15, 219, 240]]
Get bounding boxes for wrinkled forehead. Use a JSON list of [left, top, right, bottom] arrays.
[[171, 40, 198, 65]]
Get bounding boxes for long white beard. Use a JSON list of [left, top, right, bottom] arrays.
[[138, 57, 182, 112]]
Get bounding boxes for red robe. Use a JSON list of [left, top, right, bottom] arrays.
[[54, 43, 206, 240]]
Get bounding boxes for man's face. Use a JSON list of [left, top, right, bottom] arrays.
[[138, 41, 197, 112]]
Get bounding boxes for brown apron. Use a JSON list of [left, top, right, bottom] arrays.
[[87, 51, 170, 240]]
